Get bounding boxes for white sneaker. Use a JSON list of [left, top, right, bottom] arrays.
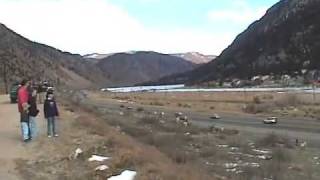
[[48, 135, 52, 138], [54, 134, 59, 137]]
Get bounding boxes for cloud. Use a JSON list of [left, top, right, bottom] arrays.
[[0, 0, 234, 55], [208, 0, 267, 24]]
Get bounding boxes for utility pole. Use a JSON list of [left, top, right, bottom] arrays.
[[313, 82, 316, 104]]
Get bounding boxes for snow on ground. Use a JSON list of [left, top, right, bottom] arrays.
[[88, 155, 110, 162], [107, 170, 137, 180]]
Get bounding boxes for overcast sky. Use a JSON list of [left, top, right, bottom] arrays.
[[0, 0, 278, 55]]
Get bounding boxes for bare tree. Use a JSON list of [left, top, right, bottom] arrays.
[[0, 51, 15, 94]]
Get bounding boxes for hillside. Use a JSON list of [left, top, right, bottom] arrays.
[[0, 23, 109, 91], [96, 51, 197, 86], [161, 0, 320, 85]]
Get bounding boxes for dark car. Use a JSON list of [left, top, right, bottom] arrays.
[[10, 84, 20, 103]]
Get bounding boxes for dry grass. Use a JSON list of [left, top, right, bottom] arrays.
[[150, 101, 165, 106], [73, 106, 217, 179], [70, 91, 320, 180], [256, 133, 294, 149]]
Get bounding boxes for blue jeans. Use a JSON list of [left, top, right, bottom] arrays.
[[47, 117, 57, 136], [21, 122, 29, 141], [20, 112, 29, 141], [29, 116, 37, 138]]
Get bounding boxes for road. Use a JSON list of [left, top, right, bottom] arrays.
[[89, 98, 320, 148]]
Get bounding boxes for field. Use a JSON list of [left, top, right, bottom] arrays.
[[62, 90, 320, 180]]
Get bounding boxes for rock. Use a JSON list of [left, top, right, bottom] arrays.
[[217, 144, 229, 148], [184, 132, 191, 136], [257, 155, 272, 160], [300, 141, 307, 148], [252, 149, 272, 154], [175, 112, 183, 117], [74, 148, 83, 159], [183, 121, 190, 127], [224, 163, 238, 169], [95, 165, 109, 171]]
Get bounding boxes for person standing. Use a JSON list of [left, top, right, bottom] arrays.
[[44, 91, 59, 138], [28, 87, 39, 139], [17, 79, 30, 142]]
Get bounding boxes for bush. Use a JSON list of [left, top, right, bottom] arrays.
[[253, 96, 262, 104], [137, 107, 144, 112], [150, 101, 164, 106], [256, 133, 293, 148], [272, 147, 292, 162], [261, 94, 274, 100], [139, 116, 159, 125]]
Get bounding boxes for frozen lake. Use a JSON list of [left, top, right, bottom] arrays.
[[101, 85, 319, 93]]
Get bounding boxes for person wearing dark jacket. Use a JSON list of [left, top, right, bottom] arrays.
[[44, 91, 59, 137], [28, 88, 39, 139]]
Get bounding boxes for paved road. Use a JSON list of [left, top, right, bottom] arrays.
[[88, 98, 320, 148], [189, 113, 320, 148]]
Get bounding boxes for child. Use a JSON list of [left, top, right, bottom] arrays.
[[44, 91, 59, 137]]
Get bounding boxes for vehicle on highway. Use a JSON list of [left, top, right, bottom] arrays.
[[210, 113, 221, 119], [263, 117, 278, 124], [9, 83, 20, 103]]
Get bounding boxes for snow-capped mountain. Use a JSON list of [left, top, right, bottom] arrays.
[[172, 52, 216, 64]]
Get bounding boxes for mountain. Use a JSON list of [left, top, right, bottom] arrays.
[[172, 52, 216, 64], [163, 0, 320, 85], [96, 51, 197, 86], [0, 23, 109, 91]]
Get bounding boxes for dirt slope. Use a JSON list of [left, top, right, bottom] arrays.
[[0, 95, 29, 180]]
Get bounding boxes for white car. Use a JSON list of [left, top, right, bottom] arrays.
[[263, 117, 278, 124], [210, 113, 221, 119]]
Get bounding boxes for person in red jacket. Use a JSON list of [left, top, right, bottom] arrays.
[[18, 79, 31, 142]]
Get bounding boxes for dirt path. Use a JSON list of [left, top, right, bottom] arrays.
[[0, 95, 27, 179], [0, 95, 49, 179]]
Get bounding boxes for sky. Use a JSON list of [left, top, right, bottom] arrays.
[[0, 0, 279, 55]]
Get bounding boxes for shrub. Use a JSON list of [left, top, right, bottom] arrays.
[[256, 133, 293, 148], [137, 107, 144, 112], [261, 94, 274, 100], [139, 116, 159, 125], [150, 101, 164, 106], [253, 96, 262, 104]]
